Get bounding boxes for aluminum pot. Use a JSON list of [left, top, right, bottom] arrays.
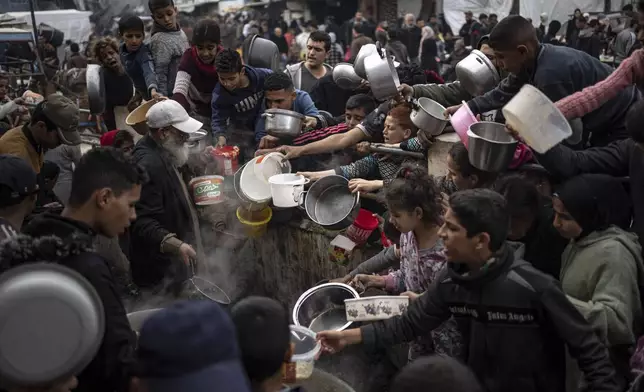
[[292, 282, 360, 332], [86, 64, 106, 115], [364, 45, 400, 101], [262, 109, 305, 139], [353, 43, 377, 79], [245, 35, 281, 71], [411, 97, 449, 135], [301, 175, 360, 230], [455, 50, 500, 96], [467, 121, 518, 172], [333, 63, 363, 90]]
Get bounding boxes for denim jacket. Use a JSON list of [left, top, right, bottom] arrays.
[[120, 43, 158, 100]]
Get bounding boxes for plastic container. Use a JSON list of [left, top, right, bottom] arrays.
[[284, 325, 321, 382], [344, 296, 409, 321], [188, 176, 225, 205], [211, 146, 240, 176], [450, 101, 478, 147], [239, 157, 272, 203], [268, 173, 309, 208], [254, 152, 291, 183], [345, 209, 379, 244], [502, 84, 572, 154], [236, 206, 272, 238]]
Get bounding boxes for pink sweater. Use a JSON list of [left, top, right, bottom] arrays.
[[555, 49, 644, 119]]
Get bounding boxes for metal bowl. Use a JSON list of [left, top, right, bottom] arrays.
[[262, 109, 305, 139], [292, 282, 359, 333], [0, 263, 104, 386], [333, 63, 363, 90], [467, 121, 518, 172]]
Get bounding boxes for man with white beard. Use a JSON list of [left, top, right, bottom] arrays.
[[129, 99, 206, 294]]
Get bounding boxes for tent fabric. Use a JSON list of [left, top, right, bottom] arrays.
[[443, 0, 513, 39]]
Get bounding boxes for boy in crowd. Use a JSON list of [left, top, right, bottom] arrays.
[[0, 155, 38, 241], [211, 48, 272, 151], [119, 14, 162, 102], [231, 296, 297, 392], [285, 30, 333, 93], [148, 0, 189, 96], [318, 189, 620, 392]]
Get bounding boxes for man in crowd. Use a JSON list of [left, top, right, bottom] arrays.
[[459, 11, 475, 46], [317, 189, 620, 392], [11, 148, 145, 392], [130, 99, 204, 293], [402, 13, 422, 61], [0, 95, 80, 173], [0, 155, 38, 241], [285, 31, 333, 93], [256, 72, 322, 149]]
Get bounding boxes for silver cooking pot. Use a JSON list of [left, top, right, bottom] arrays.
[[301, 175, 360, 230], [364, 43, 400, 101], [86, 64, 106, 115], [410, 97, 449, 136], [467, 122, 518, 172], [333, 63, 363, 90], [455, 50, 500, 96], [292, 282, 360, 332], [244, 35, 281, 71], [262, 109, 305, 139], [353, 43, 377, 79]]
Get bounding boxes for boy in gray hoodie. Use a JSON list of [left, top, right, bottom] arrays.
[[148, 0, 189, 96]]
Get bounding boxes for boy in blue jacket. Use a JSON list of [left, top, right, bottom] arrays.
[[118, 15, 162, 103], [212, 48, 272, 153]]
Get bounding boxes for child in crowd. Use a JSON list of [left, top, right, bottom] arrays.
[[443, 142, 496, 192], [100, 130, 135, 157], [298, 105, 425, 195], [118, 15, 161, 103], [173, 19, 222, 123], [92, 37, 135, 132], [391, 355, 482, 392], [231, 296, 301, 392], [148, 0, 189, 96], [211, 48, 272, 148], [351, 165, 462, 360]]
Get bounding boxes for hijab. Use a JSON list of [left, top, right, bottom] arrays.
[[554, 174, 632, 236]]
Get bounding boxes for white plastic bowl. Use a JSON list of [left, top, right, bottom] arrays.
[[254, 152, 291, 183], [290, 325, 321, 380], [239, 156, 272, 202], [502, 84, 572, 154]]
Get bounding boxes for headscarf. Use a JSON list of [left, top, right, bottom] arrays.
[[554, 174, 632, 236], [418, 26, 435, 58], [100, 130, 119, 146]]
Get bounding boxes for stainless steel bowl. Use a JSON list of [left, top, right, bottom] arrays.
[[455, 50, 500, 96], [262, 109, 305, 139], [467, 121, 518, 172], [293, 283, 360, 332], [333, 63, 363, 90], [411, 97, 449, 136]]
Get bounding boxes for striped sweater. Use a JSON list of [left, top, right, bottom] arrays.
[[149, 27, 189, 96]]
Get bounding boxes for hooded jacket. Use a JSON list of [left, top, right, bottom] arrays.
[[2, 214, 136, 392], [360, 244, 619, 392]]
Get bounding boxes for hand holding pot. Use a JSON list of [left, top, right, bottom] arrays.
[[444, 104, 462, 118], [352, 274, 386, 289], [398, 83, 413, 99], [303, 116, 317, 130], [505, 123, 526, 144], [400, 291, 420, 301], [330, 275, 352, 284], [298, 171, 326, 181], [348, 178, 382, 194], [258, 135, 280, 150]]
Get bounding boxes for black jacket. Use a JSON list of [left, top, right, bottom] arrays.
[[361, 244, 619, 392], [535, 140, 643, 252], [11, 214, 136, 392], [129, 135, 195, 288], [309, 73, 370, 117]]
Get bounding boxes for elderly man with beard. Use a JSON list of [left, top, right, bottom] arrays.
[[129, 99, 205, 294]]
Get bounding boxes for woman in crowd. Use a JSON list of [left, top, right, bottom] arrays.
[[351, 165, 462, 360], [419, 26, 439, 74]]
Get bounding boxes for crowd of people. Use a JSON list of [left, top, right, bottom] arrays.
[[2, 0, 644, 391]]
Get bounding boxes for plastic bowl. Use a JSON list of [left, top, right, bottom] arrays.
[[239, 156, 272, 203], [450, 101, 478, 147], [502, 84, 572, 154], [289, 325, 321, 380], [126, 100, 158, 126], [254, 152, 291, 184]]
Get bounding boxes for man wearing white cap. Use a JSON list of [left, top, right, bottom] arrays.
[[129, 99, 205, 294]]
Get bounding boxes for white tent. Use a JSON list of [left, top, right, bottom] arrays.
[[6, 10, 93, 45]]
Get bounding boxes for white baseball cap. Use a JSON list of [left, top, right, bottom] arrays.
[[146, 100, 203, 134]]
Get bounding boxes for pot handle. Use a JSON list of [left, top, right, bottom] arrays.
[[297, 190, 307, 209], [355, 191, 361, 206], [375, 41, 386, 59], [261, 112, 275, 118]]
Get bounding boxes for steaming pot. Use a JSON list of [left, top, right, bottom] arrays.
[[467, 122, 518, 172], [262, 109, 305, 139]]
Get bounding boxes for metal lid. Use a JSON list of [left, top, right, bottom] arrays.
[[0, 263, 104, 387], [264, 108, 306, 120]]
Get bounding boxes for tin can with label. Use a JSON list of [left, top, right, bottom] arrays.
[[189, 175, 225, 205]]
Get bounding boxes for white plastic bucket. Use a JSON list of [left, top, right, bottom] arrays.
[[268, 174, 309, 208], [502, 84, 572, 154]]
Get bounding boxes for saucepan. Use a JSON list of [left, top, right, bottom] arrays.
[[364, 42, 400, 101], [333, 63, 364, 90], [410, 97, 449, 136], [262, 109, 305, 139], [353, 43, 377, 79]]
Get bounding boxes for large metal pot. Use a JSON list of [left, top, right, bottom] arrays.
[[364, 44, 400, 101], [292, 282, 360, 332], [411, 97, 449, 136], [244, 35, 281, 71], [455, 50, 500, 96], [86, 64, 106, 115], [262, 109, 305, 139], [353, 43, 377, 79], [302, 175, 360, 230], [467, 122, 518, 172], [333, 63, 363, 90]]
